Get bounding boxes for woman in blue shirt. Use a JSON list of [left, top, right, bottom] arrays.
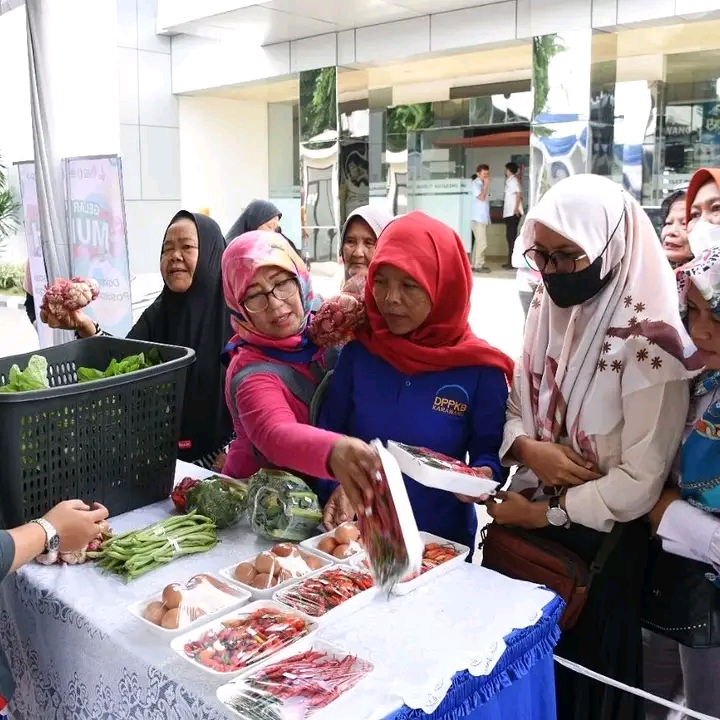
[[317, 211, 514, 550]]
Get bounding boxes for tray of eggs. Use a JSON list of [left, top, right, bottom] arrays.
[[128, 573, 252, 634], [218, 544, 332, 599], [299, 522, 365, 564]]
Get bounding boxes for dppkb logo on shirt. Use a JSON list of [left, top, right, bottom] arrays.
[[432, 385, 469, 417]]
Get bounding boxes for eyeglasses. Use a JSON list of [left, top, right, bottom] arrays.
[[523, 247, 588, 274], [242, 277, 299, 313]]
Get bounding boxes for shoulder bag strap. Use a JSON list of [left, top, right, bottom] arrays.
[[587, 522, 625, 590]]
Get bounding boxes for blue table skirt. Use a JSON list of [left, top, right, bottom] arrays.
[[384, 595, 563, 720]]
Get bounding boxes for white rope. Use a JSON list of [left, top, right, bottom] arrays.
[[554, 655, 720, 720]]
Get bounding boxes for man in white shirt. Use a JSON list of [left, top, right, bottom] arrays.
[[502, 162, 524, 269], [470, 164, 491, 273]]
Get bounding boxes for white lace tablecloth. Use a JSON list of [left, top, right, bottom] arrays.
[[0, 462, 556, 720]]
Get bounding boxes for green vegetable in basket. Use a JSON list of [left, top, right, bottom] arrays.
[[247, 469, 322, 541], [77, 349, 162, 383], [184, 476, 248, 529], [0, 355, 50, 393]]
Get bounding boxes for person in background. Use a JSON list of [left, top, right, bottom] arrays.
[[316, 211, 513, 548], [470, 164, 491, 274], [659, 189, 691, 268], [340, 205, 393, 283], [488, 175, 695, 720], [685, 168, 720, 257], [42, 211, 234, 469], [644, 246, 720, 720], [502, 162, 523, 269], [511, 233, 541, 322], [0, 499, 109, 712], [22, 260, 36, 329], [225, 199, 282, 241], [220, 230, 380, 500]]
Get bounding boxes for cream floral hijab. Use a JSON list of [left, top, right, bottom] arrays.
[[518, 175, 700, 467]]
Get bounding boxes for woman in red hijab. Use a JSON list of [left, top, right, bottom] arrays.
[[685, 168, 720, 255], [317, 211, 513, 550]]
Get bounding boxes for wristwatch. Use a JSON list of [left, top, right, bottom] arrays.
[[546, 495, 571, 528], [31, 518, 60, 553]]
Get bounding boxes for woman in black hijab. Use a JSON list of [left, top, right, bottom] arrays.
[[44, 211, 234, 468], [226, 199, 299, 253]]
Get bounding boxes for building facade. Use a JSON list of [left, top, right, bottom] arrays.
[[1, 0, 720, 267]]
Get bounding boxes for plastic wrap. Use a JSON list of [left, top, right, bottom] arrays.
[[131, 574, 250, 632], [387, 441, 499, 497], [358, 441, 423, 592], [273, 566, 374, 619], [247, 470, 322, 541], [227, 545, 328, 591], [300, 523, 364, 563], [184, 475, 248, 529], [176, 603, 313, 675], [217, 643, 373, 719]]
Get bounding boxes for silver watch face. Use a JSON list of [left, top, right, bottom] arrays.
[[546, 506, 569, 527]]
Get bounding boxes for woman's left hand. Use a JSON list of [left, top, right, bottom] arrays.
[[485, 491, 549, 530], [322, 486, 356, 531]]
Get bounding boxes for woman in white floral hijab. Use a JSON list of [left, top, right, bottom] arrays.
[[486, 174, 699, 720]]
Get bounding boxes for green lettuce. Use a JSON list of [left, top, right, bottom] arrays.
[[0, 355, 50, 393]]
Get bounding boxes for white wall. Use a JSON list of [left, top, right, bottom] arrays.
[[178, 96, 269, 235]]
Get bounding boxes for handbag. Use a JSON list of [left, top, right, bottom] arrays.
[[641, 541, 720, 648], [479, 522, 622, 631]]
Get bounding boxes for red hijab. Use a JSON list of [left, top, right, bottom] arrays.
[[686, 168, 720, 224], [357, 211, 514, 383]]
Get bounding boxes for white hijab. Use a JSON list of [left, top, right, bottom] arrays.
[[518, 174, 698, 466]]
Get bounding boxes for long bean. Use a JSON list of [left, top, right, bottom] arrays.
[[87, 511, 217, 580]]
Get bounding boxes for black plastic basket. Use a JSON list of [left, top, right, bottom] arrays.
[[0, 336, 195, 529]]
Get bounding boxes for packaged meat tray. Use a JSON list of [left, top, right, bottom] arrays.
[[216, 640, 373, 720], [358, 440, 423, 592], [387, 441, 499, 497], [273, 566, 376, 626], [170, 601, 316, 677]]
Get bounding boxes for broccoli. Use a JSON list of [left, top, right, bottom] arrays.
[[185, 476, 248, 529]]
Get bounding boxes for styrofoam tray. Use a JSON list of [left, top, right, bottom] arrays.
[[216, 638, 374, 720], [169, 600, 317, 678], [272, 565, 377, 627], [387, 440, 499, 497], [218, 548, 333, 600], [127, 574, 252, 635], [299, 527, 365, 565], [392, 531, 469, 596]]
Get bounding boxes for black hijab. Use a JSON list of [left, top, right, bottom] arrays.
[[129, 211, 234, 463], [225, 199, 282, 242]]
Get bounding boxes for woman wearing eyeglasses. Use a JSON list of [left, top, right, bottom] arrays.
[[220, 231, 380, 494], [483, 175, 698, 720]]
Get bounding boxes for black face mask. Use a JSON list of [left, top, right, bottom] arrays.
[[275, 226, 282, 234], [542, 256, 612, 308]]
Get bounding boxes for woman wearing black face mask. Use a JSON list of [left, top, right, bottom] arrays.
[[482, 174, 700, 720]]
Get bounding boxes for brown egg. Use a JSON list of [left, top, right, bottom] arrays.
[[251, 573, 273, 589], [233, 562, 257, 585], [143, 600, 166, 626], [271, 543, 294, 558], [303, 554, 324, 571], [317, 537, 338, 555], [255, 552, 277, 576], [161, 607, 180, 629], [162, 583, 184, 610], [335, 523, 360, 545], [333, 543, 354, 559]]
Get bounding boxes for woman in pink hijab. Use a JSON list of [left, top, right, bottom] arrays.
[[221, 230, 378, 518]]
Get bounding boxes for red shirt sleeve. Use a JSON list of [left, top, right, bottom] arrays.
[[235, 373, 342, 479]]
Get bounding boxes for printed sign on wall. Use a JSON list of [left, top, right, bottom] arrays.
[[64, 155, 132, 337]]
